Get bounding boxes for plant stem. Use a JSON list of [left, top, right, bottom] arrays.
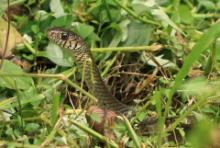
[[113, 0, 159, 25], [41, 118, 61, 147], [101, 52, 118, 77], [91, 45, 162, 52], [123, 116, 141, 148], [0, 140, 38, 148], [23, 40, 37, 55], [10, 0, 26, 6], [0, 72, 97, 102]]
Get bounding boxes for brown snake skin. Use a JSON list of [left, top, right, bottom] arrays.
[[47, 28, 132, 116]]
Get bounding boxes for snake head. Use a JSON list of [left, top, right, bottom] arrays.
[[47, 28, 85, 51]]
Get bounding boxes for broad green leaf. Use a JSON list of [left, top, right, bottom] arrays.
[[199, 0, 216, 10], [50, 0, 66, 18], [99, 7, 121, 23], [74, 23, 94, 39], [122, 22, 153, 46], [46, 42, 73, 67], [132, 0, 184, 34], [50, 15, 75, 28], [0, 84, 46, 109], [132, 0, 156, 14], [152, 8, 184, 34], [73, 23, 100, 45], [178, 5, 193, 24], [218, 1, 220, 9], [89, 1, 121, 23], [108, 22, 123, 47], [0, 60, 34, 90], [120, 19, 130, 42], [0, 0, 7, 16], [24, 123, 40, 133]]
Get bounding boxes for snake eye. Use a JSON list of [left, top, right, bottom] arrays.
[[61, 32, 69, 40]]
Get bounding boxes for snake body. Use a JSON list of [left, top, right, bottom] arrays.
[[47, 28, 131, 115]]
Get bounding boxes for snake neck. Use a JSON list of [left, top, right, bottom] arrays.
[[71, 44, 131, 115]]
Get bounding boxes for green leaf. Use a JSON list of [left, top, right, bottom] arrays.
[[46, 43, 73, 67], [24, 123, 40, 133], [215, 37, 220, 60], [122, 22, 153, 46], [73, 23, 100, 45], [132, 0, 184, 34], [74, 23, 95, 39], [181, 77, 220, 99], [51, 92, 61, 125], [132, 0, 156, 14], [0, 88, 44, 109], [0, 60, 34, 90], [50, 15, 76, 28], [0, 0, 7, 16], [108, 22, 123, 47], [199, 0, 216, 10], [178, 5, 193, 24], [50, 0, 66, 18], [152, 7, 184, 35], [188, 119, 214, 148]]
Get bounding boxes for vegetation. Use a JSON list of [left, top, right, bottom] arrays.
[[0, 0, 220, 147]]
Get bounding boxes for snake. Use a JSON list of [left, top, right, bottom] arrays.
[[47, 28, 132, 116]]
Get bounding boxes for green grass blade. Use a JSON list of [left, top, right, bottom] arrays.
[[51, 92, 60, 125], [123, 116, 141, 148], [163, 22, 220, 132]]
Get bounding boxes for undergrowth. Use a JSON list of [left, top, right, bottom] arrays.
[[0, 0, 220, 147]]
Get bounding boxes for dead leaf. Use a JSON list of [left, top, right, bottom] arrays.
[[10, 56, 32, 71], [188, 69, 204, 78], [135, 74, 156, 94], [0, 17, 22, 57], [209, 125, 220, 147], [176, 31, 186, 45]]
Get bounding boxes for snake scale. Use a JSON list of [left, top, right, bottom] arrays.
[[47, 28, 132, 116]]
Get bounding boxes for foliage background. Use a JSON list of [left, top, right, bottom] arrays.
[[0, 0, 220, 147]]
